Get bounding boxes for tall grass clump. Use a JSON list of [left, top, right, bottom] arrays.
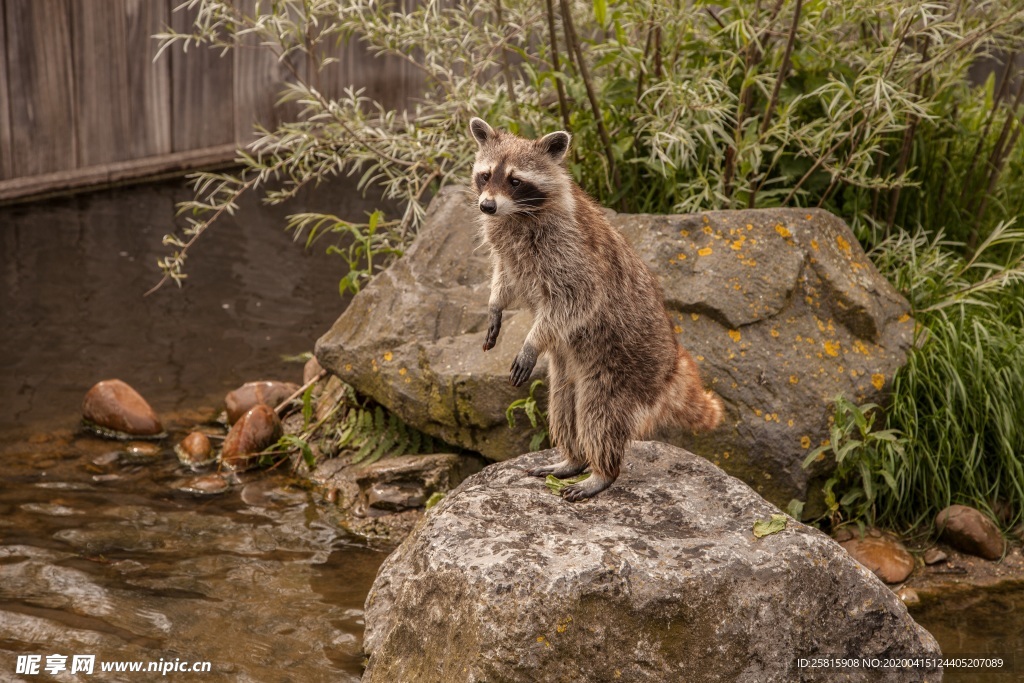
[[863, 223, 1024, 531], [150, 0, 1024, 293]]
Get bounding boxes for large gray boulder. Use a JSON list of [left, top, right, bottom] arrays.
[[362, 441, 941, 682], [315, 188, 913, 506]]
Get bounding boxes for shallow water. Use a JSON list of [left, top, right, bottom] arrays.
[[1, 179, 391, 681], [0, 435, 386, 682], [910, 590, 1024, 683]]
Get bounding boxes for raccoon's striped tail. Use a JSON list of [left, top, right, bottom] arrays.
[[650, 344, 724, 434]]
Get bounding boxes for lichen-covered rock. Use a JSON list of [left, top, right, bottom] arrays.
[[225, 381, 300, 424], [935, 505, 1005, 560], [363, 442, 940, 683], [316, 188, 913, 506], [82, 379, 164, 439]]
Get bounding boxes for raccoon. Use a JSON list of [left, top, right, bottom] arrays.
[[471, 118, 723, 501]]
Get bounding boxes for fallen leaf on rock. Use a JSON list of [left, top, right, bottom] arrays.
[[754, 513, 788, 538], [544, 473, 591, 495]]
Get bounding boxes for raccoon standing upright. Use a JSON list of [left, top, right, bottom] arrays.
[[471, 118, 723, 501]]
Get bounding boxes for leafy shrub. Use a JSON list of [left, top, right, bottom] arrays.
[[801, 396, 907, 531], [505, 379, 549, 451], [152, 0, 1024, 293]]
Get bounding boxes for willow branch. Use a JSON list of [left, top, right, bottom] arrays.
[[545, 0, 570, 129], [559, 0, 618, 191]]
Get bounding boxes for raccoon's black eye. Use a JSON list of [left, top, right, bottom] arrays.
[[481, 172, 491, 182], [509, 177, 521, 187]]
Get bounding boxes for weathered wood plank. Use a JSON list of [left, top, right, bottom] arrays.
[[232, 0, 289, 146], [170, 1, 235, 152], [0, 0, 14, 180], [72, 0, 131, 168], [4, 0, 76, 177], [0, 143, 238, 204], [123, 0, 172, 158]]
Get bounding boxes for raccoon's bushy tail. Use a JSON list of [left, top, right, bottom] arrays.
[[652, 345, 724, 434]]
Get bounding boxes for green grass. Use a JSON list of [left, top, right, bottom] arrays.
[[857, 225, 1024, 532]]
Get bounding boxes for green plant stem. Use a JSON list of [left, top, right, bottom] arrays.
[[559, 0, 618, 194], [544, 0, 571, 129]]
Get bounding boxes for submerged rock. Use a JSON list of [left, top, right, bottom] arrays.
[[220, 405, 282, 470], [363, 441, 939, 682], [316, 187, 914, 506], [177, 473, 231, 495], [82, 379, 164, 439], [309, 452, 484, 541], [839, 530, 915, 584], [935, 505, 1004, 560], [175, 431, 215, 469], [121, 441, 162, 463], [354, 454, 483, 514], [225, 381, 300, 424]]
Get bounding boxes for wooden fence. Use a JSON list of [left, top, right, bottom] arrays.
[[0, 0, 422, 203]]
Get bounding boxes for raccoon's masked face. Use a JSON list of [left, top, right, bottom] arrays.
[[469, 118, 570, 217]]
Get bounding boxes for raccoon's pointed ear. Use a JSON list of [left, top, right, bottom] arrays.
[[538, 131, 571, 162], [469, 118, 495, 146]]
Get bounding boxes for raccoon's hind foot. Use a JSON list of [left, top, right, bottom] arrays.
[[526, 459, 588, 479], [562, 473, 616, 502]]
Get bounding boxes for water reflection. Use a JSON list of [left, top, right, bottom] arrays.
[[0, 435, 386, 682], [0, 178, 393, 681], [0, 178, 388, 438]]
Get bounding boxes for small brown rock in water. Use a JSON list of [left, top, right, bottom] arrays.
[[122, 441, 162, 463], [897, 586, 920, 607], [935, 504, 1005, 560], [175, 431, 215, 468], [923, 547, 948, 565], [220, 404, 282, 470], [840, 532, 915, 584], [179, 473, 230, 495], [225, 381, 300, 424], [303, 356, 324, 385], [82, 379, 164, 438]]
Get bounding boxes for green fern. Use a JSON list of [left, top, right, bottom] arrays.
[[335, 403, 440, 466]]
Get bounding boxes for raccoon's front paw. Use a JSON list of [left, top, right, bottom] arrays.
[[483, 314, 502, 351], [509, 348, 537, 387], [481, 309, 501, 352]]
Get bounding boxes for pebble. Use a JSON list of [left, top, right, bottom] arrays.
[[175, 432, 215, 469], [935, 505, 1005, 560], [896, 586, 920, 606], [923, 547, 947, 565], [240, 479, 306, 508], [303, 357, 324, 384], [178, 474, 230, 495], [840, 531, 915, 584], [91, 451, 122, 467], [220, 404, 282, 470], [82, 379, 164, 438], [225, 381, 300, 424], [121, 442, 162, 463]]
